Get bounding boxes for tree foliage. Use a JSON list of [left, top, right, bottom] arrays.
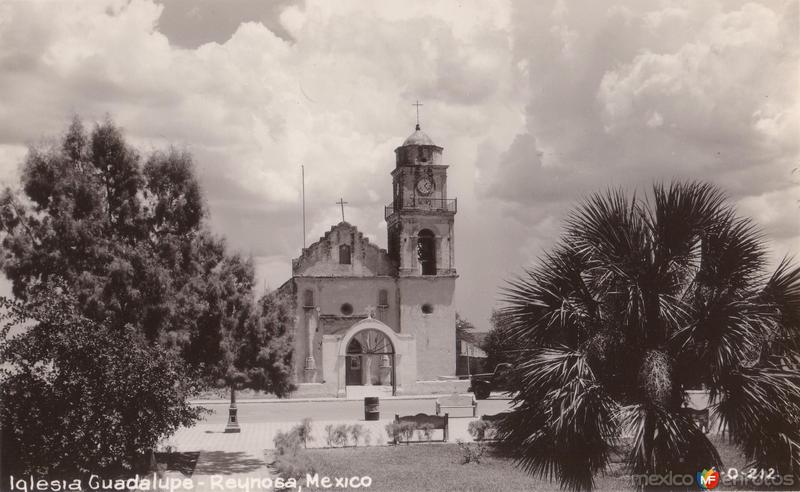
[[0, 285, 204, 478], [482, 309, 515, 370], [224, 290, 296, 396], [0, 117, 294, 389], [497, 181, 800, 490], [456, 312, 478, 345]]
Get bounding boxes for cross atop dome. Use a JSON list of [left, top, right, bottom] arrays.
[[413, 100, 423, 130], [402, 100, 437, 147]]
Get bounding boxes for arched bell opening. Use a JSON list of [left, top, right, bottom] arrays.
[[417, 228, 436, 275]]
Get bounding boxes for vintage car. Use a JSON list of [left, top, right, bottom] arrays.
[[468, 363, 512, 400]]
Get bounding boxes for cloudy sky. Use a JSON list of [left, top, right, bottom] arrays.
[[0, 0, 797, 328]]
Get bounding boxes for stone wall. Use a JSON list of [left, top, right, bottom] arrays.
[[398, 276, 456, 380]]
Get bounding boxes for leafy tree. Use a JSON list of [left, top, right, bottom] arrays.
[[0, 285, 204, 478], [498, 181, 800, 490], [482, 309, 515, 371], [456, 312, 478, 345], [0, 116, 293, 391], [223, 289, 296, 398]]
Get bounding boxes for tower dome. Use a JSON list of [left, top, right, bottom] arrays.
[[402, 124, 436, 147], [395, 124, 443, 167]]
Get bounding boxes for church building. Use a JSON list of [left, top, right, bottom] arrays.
[[278, 124, 463, 398]]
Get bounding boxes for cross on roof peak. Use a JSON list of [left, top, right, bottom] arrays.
[[336, 197, 348, 222]]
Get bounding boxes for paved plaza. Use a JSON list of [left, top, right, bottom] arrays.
[[159, 395, 514, 487]]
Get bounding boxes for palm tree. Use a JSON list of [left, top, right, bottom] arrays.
[[497, 181, 800, 490]]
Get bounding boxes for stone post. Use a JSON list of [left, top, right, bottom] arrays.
[[224, 386, 240, 433]]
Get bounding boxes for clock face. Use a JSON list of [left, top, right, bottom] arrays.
[[416, 178, 434, 195]]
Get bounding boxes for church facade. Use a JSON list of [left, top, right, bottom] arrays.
[[278, 125, 463, 398]]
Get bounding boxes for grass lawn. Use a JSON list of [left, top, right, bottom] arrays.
[[299, 444, 627, 491], [295, 437, 757, 492]]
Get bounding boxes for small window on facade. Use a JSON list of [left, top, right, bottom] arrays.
[[421, 303, 434, 314], [303, 289, 314, 307], [378, 289, 388, 307], [341, 303, 354, 315], [339, 244, 352, 265]]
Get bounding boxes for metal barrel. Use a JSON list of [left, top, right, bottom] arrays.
[[364, 397, 380, 421]]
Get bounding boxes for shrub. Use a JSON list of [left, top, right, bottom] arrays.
[[324, 425, 335, 448], [293, 418, 314, 449], [399, 422, 417, 444], [273, 452, 317, 480], [333, 424, 350, 447], [417, 423, 435, 442], [385, 422, 400, 445], [349, 424, 364, 447], [385, 421, 428, 444], [273, 429, 302, 456], [468, 420, 495, 441], [456, 440, 488, 464]]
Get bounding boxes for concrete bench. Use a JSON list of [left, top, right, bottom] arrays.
[[435, 393, 477, 417], [394, 413, 449, 442]]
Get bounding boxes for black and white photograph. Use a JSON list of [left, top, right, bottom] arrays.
[[0, 1, 798, 490]]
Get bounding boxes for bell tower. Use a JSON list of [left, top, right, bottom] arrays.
[[385, 124, 457, 276], [386, 120, 457, 380]]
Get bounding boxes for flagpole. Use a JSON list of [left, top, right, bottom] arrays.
[[302, 165, 306, 249]]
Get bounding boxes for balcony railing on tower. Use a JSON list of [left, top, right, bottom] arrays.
[[385, 197, 457, 219]]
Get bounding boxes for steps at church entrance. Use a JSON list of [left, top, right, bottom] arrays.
[[345, 385, 393, 400]]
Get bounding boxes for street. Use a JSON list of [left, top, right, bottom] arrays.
[[195, 396, 515, 424]]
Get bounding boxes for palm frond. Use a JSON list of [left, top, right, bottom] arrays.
[[565, 188, 650, 286], [711, 363, 800, 476], [620, 403, 722, 478], [697, 214, 767, 294], [501, 246, 600, 348], [648, 181, 727, 264], [674, 296, 775, 381], [497, 348, 618, 491], [760, 257, 800, 354]]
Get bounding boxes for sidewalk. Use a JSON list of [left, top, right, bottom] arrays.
[[162, 423, 284, 490], [190, 392, 511, 405], [188, 449, 273, 492], [164, 418, 481, 453]]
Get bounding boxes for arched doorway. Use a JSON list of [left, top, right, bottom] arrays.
[[345, 329, 395, 388]]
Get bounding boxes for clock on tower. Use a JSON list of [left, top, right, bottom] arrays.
[[416, 178, 433, 195]]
